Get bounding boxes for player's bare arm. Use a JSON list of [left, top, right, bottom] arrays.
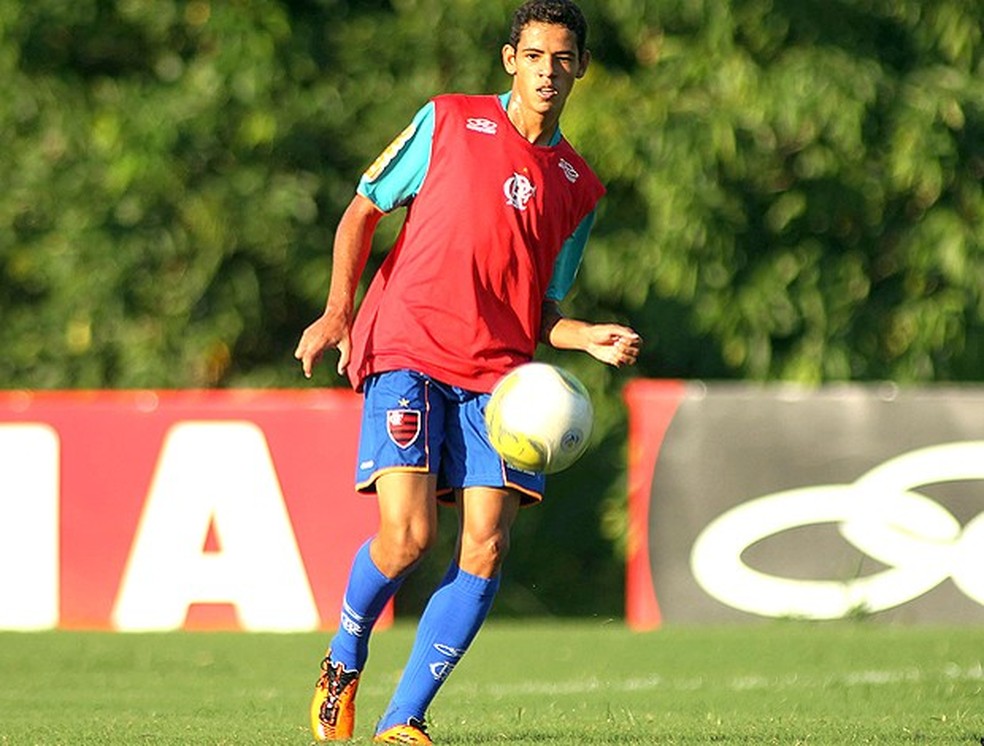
[[294, 193, 384, 378], [540, 299, 641, 367]]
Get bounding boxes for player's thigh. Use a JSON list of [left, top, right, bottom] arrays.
[[372, 471, 440, 576], [376, 471, 440, 538]]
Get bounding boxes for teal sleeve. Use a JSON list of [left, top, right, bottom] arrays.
[[545, 210, 596, 301], [356, 102, 435, 212]]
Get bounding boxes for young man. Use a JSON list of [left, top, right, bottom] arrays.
[[294, 1, 641, 742]]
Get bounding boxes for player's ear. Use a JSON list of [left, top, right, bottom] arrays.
[[576, 48, 591, 79], [502, 43, 518, 75]]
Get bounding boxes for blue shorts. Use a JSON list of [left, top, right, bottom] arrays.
[[355, 369, 545, 505]]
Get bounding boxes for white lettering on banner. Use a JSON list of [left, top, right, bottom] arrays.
[[690, 442, 984, 619], [0, 425, 59, 630], [112, 422, 319, 632]]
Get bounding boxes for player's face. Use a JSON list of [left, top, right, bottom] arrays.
[[502, 22, 589, 120]]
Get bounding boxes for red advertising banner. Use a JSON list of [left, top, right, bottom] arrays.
[[0, 389, 387, 632], [623, 380, 687, 630]]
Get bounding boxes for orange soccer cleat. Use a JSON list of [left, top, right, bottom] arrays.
[[310, 651, 360, 741], [373, 716, 433, 745]]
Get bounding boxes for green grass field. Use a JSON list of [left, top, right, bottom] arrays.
[[1, 620, 982, 744]]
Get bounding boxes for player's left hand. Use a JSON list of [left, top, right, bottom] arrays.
[[585, 324, 641, 367]]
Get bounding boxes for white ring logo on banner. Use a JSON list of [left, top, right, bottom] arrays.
[[690, 441, 984, 619]]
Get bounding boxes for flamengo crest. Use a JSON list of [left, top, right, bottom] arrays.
[[504, 173, 536, 210], [387, 408, 421, 448]]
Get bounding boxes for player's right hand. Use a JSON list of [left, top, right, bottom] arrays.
[[294, 312, 351, 379]]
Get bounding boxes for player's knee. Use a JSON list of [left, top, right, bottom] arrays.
[[376, 523, 436, 576], [460, 530, 511, 577], [410, 520, 439, 558]]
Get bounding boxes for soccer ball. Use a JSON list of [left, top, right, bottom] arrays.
[[484, 362, 594, 474]]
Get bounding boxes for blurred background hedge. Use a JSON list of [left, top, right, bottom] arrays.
[[2, 0, 982, 615]]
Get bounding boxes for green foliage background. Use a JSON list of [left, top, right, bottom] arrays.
[[2, 0, 982, 615]]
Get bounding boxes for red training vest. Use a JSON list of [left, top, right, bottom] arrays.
[[347, 94, 605, 393]]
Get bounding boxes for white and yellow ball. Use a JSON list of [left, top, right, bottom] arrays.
[[484, 363, 593, 474]]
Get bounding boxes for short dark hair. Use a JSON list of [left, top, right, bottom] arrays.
[[509, 0, 588, 56]]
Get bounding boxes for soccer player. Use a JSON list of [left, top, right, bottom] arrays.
[[294, 1, 641, 742]]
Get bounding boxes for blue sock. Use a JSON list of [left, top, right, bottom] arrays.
[[329, 539, 403, 671], [377, 565, 500, 732]]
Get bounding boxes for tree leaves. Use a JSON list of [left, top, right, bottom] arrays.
[[4, 0, 981, 390]]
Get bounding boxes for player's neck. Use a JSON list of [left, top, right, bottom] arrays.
[[505, 94, 560, 147]]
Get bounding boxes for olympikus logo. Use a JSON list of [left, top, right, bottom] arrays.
[[428, 642, 466, 681], [690, 441, 984, 619], [466, 117, 497, 135]]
